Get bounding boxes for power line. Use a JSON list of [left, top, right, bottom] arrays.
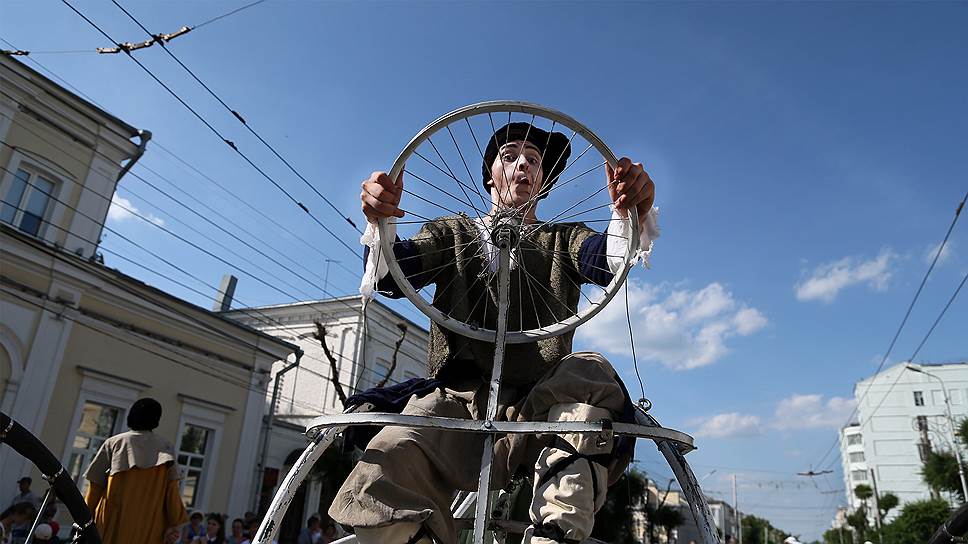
[[59, 0, 362, 258], [812, 191, 967, 470], [825, 265, 968, 472], [0, 148, 412, 390], [109, 0, 360, 233], [1, 0, 267, 56]]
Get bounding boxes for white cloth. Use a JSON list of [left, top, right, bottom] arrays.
[[359, 220, 396, 299], [606, 205, 660, 272], [524, 403, 613, 544]]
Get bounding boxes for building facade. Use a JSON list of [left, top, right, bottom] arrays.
[[840, 361, 968, 521], [222, 296, 429, 530], [0, 55, 297, 526]]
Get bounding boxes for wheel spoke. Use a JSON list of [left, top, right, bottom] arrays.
[[446, 124, 491, 210], [405, 168, 487, 217], [428, 136, 488, 223]]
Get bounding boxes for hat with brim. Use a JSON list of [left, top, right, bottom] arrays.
[[482, 122, 571, 201]]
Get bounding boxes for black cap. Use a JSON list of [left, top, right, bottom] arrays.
[[481, 122, 571, 201]]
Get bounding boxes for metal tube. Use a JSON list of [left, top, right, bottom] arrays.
[[253, 350, 302, 512], [24, 486, 54, 544], [472, 230, 512, 543]]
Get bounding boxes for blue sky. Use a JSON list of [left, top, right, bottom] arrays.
[[4, 1, 968, 539]]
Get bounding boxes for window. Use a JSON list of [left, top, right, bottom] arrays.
[[66, 402, 122, 491], [951, 389, 964, 405], [851, 470, 868, 482], [849, 452, 865, 463], [846, 434, 862, 446], [0, 167, 56, 236], [403, 370, 420, 382], [914, 391, 924, 407], [177, 424, 213, 509], [916, 415, 929, 432]]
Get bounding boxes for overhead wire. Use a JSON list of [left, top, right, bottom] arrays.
[[59, 0, 362, 258], [0, 136, 412, 391], [824, 262, 968, 473], [812, 190, 967, 470], [109, 0, 360, 233], [1, 0, 267, 56], [0, 68, 425, 380]]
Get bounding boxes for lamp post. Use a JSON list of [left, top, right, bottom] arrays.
[[906, 363, 968, 500]]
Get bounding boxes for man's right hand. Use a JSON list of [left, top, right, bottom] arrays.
[[361, 171, 405, 225]]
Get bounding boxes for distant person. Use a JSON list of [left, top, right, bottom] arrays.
[[192, 513, 224, 544], [296, 515, 321, 544], [38, 501, 59, 536], [321, 521, 341, 544], [240, 518, 276, 544], [182, 512, 206, 543], [84, 398, 188, 544], [2, 502, 38, 543], [227, 518, 245, 544], [7, 477, 39, 511], [32, 523, 56, 543], [241, 512, 257, 539]]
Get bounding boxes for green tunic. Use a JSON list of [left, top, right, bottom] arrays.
[[401, 214, 599, 386]]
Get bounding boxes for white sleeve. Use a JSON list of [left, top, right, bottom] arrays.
[[605, 205, 661, 273], [359, 220, 397, 299]]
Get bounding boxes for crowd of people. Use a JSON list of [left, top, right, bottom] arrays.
[[2, 398, 346, 544], [0, 477, 62, 544], [176, 510, 344, 544]]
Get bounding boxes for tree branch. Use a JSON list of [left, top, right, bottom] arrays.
[[375, 323, 408, 388], [313, 321, 347, 407]]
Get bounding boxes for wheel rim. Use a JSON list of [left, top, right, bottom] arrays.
[[379, 100, 639, 343]]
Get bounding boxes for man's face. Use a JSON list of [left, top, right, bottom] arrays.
[[489, 141, 544, 209], [18, 480, 29, 493]]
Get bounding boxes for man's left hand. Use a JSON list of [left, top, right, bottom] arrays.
[[606, 157, 655, 225]]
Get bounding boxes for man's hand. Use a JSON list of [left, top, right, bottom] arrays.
[[361, 171, 405, 225], [606, 158, 655, 225], [164, 527, 180, 544]]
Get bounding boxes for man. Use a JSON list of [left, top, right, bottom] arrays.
[[296, 515, 322, 544], [7, 477, 39, 511], [332, 122, 657, 544], [84, 398, 189, 544]]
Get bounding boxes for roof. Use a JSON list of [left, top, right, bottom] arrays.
[[1, 55, 139, 138], [2, 224, 299, 354], [230, 295, 430, 336]]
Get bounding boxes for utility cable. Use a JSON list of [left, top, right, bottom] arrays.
[[110, 0, 360, 233], [1, 0, 266, 56], [60, 0, 362, 258], [812, 190, 967, 470], [0, 153, 411, 387]]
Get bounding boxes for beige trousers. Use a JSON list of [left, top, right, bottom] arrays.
[[329, 352, 629, 544]]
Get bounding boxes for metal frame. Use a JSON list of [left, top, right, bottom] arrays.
[[254, 102, 717, 544], [379, 100, 640, 344]]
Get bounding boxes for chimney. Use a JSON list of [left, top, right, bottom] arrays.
[[213, 274, 238, 312]]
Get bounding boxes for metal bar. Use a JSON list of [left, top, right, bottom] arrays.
[[253, 403, 371, 544], [303, 412, 695, 447], [24, 486, 54, 544], [472, 230, 512, 543], [635, 409, 718, 544]]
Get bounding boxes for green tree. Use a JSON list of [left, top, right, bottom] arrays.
[[854, 484, 873, 502], [881, 498, 950, 544], [822, 527, 850, 544], [846, 509, 868, 543], [590, 468, 648, 544], [653, 504, 685, 542], [921, 450, 964, 501], [878, 492, 899, 521]]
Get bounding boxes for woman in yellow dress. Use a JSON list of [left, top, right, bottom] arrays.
[[84, 398, 188, 543]]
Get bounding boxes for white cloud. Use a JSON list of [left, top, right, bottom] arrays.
[[107, 193, 164, 226], [576, 281, 767, 370], [924, 241, 954, 266], [772, 393, 856, 430], [794, 250, 895, 303], [689, 412, 763, 438]]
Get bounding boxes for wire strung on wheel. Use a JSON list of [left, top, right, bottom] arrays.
[[626, 282, 649, 410]]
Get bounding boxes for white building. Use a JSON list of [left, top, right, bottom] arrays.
[[841, 361, 968, 520], [840, 423, 868, 512], [222, 296, 429, 538]]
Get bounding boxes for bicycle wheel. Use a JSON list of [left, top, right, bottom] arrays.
[[377, 101, 640, 343]]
